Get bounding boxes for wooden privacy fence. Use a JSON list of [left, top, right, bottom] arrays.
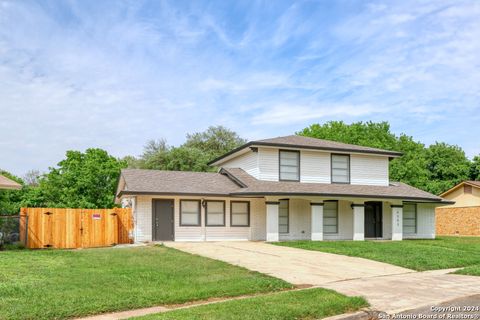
[[20, 208, 133, 249]]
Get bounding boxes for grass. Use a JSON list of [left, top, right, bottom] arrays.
[[0, 245, 291, 320], [274, 236, 480, 271], [136, 288, 368, 320], [455, 265, 480, 276]]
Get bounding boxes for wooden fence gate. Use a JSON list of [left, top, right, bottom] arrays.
[[20, 208, 133, 249]]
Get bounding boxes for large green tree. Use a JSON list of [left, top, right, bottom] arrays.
[[298, 121, 470, 194], [424, 143, 470, 195], [23, 149, 126, 208], [183, 126, 247, 160], [0, 170, 23, 215], [130, 126, 247, 172], [470, 155, 480, 181]]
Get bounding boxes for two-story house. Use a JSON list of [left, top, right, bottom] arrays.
[[115, 135, 452, 242]]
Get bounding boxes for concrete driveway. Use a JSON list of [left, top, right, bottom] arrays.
[[165, 241, 411, 285], [166, 241, 480, 313]]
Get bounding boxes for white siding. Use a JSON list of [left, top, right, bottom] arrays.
[[222, 151, 259, 179], [131, 195, 265, 242], [251, 200, 267, 240], [220, 146, 391, 187], [382, 202, 393, 240], [279, 199, 311, 241], [403, 203, 436, 239], [258, 148, 279, 181], [324, 200, 354, 240], [134, 196, 153, 242], [300, 151, 330, 183], [350, 154, 389, 186]]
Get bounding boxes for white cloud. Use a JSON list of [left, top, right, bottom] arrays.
[[252, 104, 379, 125], [1, 0, 480, 174]]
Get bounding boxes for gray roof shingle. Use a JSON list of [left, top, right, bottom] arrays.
[[0, 174, 22, 190], [118, 168, 448, 203], [119, 169, 241, 196], [221, 168, 446, 202]]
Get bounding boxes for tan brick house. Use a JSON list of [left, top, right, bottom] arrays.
[[436, 181, 480, 236]]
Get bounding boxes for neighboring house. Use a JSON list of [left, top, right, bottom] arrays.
[[0, 174, 21, 190], [436, 181, 480, 236], [116, 135, 452, 242]]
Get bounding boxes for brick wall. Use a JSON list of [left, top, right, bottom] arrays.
[[436, 207, 480, 236]]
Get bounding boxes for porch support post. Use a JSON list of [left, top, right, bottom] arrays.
[[310, 202, 324, 241], [266, 201, 280, 242], [352, 203, 365, 241], [391, 205, 403, 241]]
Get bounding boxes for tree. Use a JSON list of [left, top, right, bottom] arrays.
[[130, 126, 247, 172], [298, 121, 398, 150], [298, 120, 471, 195], [389, 134, 429, 190], [184, 126, 247, 161], [0, 170, 23, 215], [470, 155, 480, 181], [164, 147, 213, 172], [424, 142, 470, 195], [23, 169, 41, 187], [22, 149, 127, 208]]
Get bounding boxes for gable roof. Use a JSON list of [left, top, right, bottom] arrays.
[[208, 135, 402, 166], [440, 181, 480, 197], [0, 174, 22, 190], [117, 168, 450, 203]]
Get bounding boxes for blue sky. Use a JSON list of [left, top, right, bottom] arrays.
[[1, 0, 479, 176]]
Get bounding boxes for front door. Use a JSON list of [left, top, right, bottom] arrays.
[[364, 202, 382, 238], [152, 200, 174, 241]]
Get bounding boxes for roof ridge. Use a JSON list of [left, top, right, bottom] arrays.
[[122, 168, 221, 175]]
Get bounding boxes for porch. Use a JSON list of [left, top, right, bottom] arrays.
[[263, 197, 433, 242]]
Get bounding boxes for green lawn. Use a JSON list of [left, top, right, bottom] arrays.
[[274, 236, 480, 271], [136, 288, 368, 320], [455, 265, 480, 276], [0, 245, 291, 320]]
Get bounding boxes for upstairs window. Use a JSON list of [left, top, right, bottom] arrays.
[[403, 203, 417, 234], [279, 150, 300, 181], [331, 154, 350, 184]]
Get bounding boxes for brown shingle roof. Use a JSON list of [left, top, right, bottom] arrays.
[[118, 168, 448, 203], [209, 135, 402, 165], [118, 169, 241, 196], [0, 174, 22, 190], [221, 168, 446, 202]]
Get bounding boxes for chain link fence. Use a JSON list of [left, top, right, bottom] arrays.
[[0, 215, 27, 250]]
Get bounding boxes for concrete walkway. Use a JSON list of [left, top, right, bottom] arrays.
[[166, 241, 480, 313]]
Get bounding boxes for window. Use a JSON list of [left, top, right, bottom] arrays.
[[206, 201, 225, 226], [323, 201, 338, 233], [180, 200, 201, 226], [331, 154, 350, 183], [403, 203, 417, 234], [279, 200, 289, 233], [279, 150, 300, 181], [231, 201, 250, 227]]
